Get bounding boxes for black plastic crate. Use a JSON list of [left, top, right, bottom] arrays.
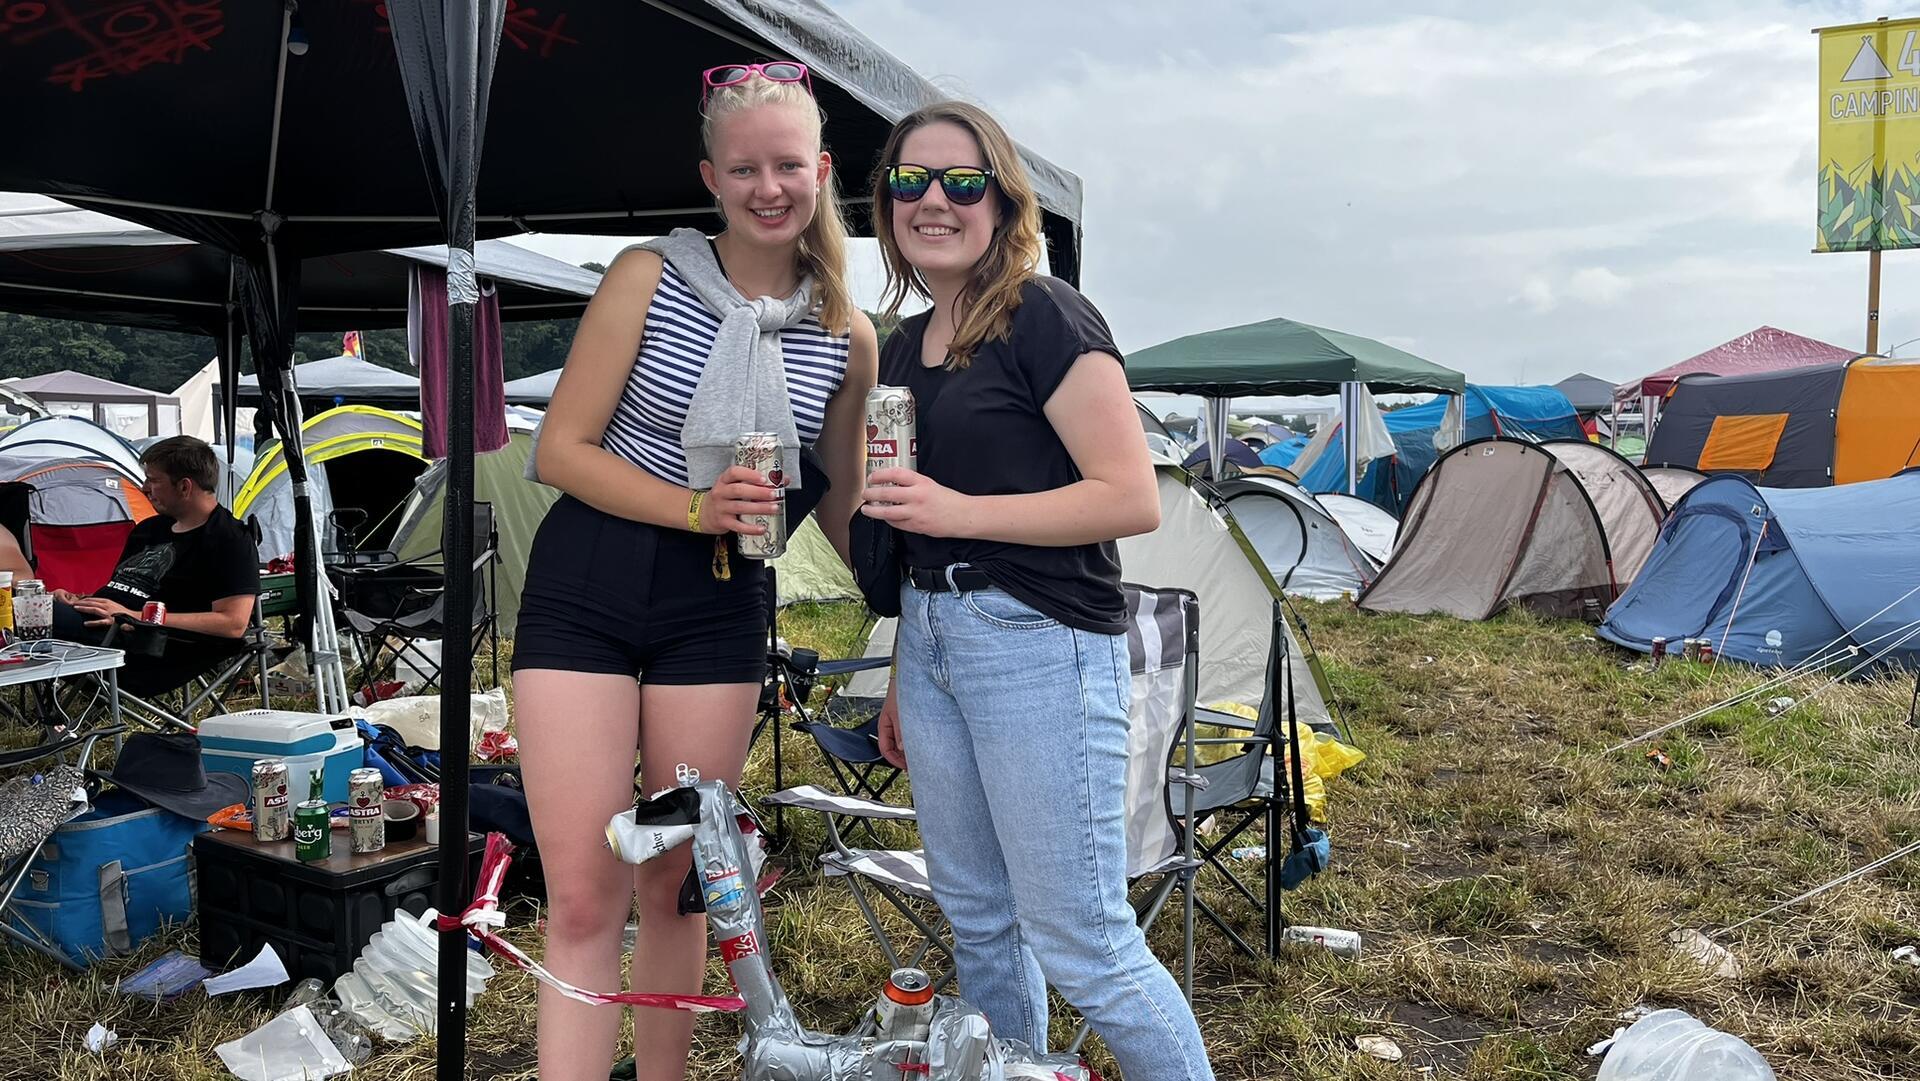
[[194, 829, 482, 985]]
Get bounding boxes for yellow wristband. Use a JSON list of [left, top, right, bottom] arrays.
[[687, 489, 707, 532]]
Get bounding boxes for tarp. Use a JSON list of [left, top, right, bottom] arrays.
[[1644, 357, 1920, 487], [1615, 326, 1855, 405], [1600, 471, 1920, 670], [0, 195, 600, 336], [1218, 475, 1381, 600], [236, 355, 420, 407], [1297, 386, 1585, 514], [0, 4, 1083, 273], [1553, 372, 1617, 414], [1127, 317, 1465, 397], [1358, 439, 1615, 621]]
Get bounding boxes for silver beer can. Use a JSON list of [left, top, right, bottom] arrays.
[[864, 385, 917, 477], [733, 432, 787, 560], [251, 759, 291, 842], [347, 768, 387, 854], [1281, 924, 1364, 958]]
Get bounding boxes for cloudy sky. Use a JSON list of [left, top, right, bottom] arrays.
[[521, 1, 1920, 386]]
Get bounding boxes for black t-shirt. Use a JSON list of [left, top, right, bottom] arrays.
[[882, 277, 1127, 634], [96, 506, 259, 618]]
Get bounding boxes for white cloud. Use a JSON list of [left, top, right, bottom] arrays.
[[1567, 267, 1632, 306]]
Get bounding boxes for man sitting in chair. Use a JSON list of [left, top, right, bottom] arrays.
[[52, 436, 258, 694]]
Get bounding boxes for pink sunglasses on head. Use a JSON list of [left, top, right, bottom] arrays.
[[701, 61, 813, 103]]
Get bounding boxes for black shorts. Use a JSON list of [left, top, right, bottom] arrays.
[[512, 495, 768, 684]]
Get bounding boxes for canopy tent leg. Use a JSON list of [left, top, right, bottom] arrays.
[[1341, 381, 1360, 495], [1205, 397, 1229, 480]]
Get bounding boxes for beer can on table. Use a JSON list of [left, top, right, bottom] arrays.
[[293, 800, 331, 862], [251, 759, 291, 842], [140, 600, 167, 625], [864, 385, 917, 477], [1281, 924, 1363, 959], [732, 432, 786, 559], [875, 966, 936, 1043], [347, 768, 386, 854]]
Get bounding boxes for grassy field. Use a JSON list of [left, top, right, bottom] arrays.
[[4, 600, 1918, 1080]]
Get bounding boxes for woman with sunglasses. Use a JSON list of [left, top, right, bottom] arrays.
[[514, 61, 875, 1081], [862, 102, 1214, 1080]]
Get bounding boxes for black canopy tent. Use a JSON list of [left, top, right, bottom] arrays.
[[2, 2, 1084, 1073]]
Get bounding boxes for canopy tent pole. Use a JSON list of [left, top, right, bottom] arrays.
[[1205, 397, 1229, 480], [1341, 381, 1360, 495]]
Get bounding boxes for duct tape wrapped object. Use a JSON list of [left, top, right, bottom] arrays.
[[605, 776, 1094, 1080]]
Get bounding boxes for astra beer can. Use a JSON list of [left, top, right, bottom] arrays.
[[347, 768, 386, 854], [733, 432, 787, 559], [864, 385, 917, 478], [251, 759, 291, 842]]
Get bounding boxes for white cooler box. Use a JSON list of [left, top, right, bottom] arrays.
[[199, 711, 365, 804]]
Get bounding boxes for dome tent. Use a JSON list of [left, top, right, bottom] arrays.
[[233, 406, 427, 561], [1217, 474, 1381, 600]]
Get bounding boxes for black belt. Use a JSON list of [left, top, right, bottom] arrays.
[[905, 564, 994, 593]]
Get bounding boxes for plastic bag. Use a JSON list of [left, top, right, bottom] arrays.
[[214, 1005, 351, 1081]]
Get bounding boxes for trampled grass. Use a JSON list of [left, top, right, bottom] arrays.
[[4, 600, 1917, 1079]]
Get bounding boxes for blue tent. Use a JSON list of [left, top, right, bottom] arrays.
[[1291, 386, 1584, 513], [1258, 432, 1313, 469], [1599, 470, 1920, 671]]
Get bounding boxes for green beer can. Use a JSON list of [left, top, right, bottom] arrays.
[[293, 769, 330, 862]]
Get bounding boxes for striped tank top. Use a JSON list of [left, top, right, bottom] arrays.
[[601, 260, 850, 486]]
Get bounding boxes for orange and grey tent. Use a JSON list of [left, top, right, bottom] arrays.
[[1357, 438, 1663, 621], [0, 423, 155, 593], [1644, 356, 1920, 487]]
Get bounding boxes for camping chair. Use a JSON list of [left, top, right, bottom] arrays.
[[1177, 597, 1300, 961], [87, 516, 277, 734], [766, 584, 1208, 1031], [335, 501, 499, 697], [750, 567, 892, 843], [0, 724, 121, 969]]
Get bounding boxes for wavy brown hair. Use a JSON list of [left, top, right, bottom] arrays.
[[873, 101, 1043, 369], [701, 74, 855, 335]]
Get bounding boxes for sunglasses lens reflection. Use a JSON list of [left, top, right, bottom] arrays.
[[762, 62, 805, 81], [942, 169, 989, 204], [708, 66, 751, 85], [889, 166, 933, 201]]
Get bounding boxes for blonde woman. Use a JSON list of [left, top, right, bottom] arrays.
[[862, 102, 1214, 1079], [514, 62, 876, 1081]]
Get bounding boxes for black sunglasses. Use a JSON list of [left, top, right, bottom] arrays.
[[887, 163, 995, 206]]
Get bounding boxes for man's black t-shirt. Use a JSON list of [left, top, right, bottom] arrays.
[[96, 506, 258, 621], [881, 277, 1127, 634]]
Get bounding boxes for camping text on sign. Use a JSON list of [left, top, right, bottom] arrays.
[[1816, 18, 1920, 252]]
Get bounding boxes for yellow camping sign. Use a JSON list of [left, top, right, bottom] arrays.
[[1818, 18, 1920, 251]]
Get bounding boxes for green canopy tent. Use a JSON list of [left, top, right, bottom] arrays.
[[1128, 316, 1466, 490]]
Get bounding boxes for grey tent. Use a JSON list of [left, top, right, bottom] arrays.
[[1641, 465, 1707, 510], [235, 354, 419, 407], [4, 370, 181, 440], [1217, 475, 1381, 600], [1553, 372, 1617, 414], [503, 368, 562, 406], [1358, 438, 1663, 621]]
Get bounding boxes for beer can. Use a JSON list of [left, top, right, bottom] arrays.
[[347, 768, 386, 854], [293, 800, 331, 862], [1699, 641, 1715, 664], [1650, 637, 1668, 664], [251, 759, 291, 842], [864, 385, 917, 478], [140, 600, 167, 625], [732, 432, 786, 559], [1281, 924, 1363, 959], [1682, 637, 1704, 662], [875, 967, 936, 1043]]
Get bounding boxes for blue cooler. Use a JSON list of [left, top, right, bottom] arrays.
[[198, 711, 365, 804]]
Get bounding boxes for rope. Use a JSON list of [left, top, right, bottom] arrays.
[[1721, 839, 1920, 933]]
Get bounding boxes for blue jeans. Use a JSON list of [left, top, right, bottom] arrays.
[[895, 579, 1215, 1081]]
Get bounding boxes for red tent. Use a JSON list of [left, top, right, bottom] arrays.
[[1615, 326, 1857, 404]]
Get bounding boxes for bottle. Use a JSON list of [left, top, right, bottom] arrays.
[[294, 770, 330, 862]]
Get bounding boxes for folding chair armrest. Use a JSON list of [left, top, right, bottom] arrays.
[[764, 785, 917, 822], [813, 656, 892, 678], [108, 615, 249, 654], [1195, 706, 1258, 733], [1190, 736, 1271, 747]]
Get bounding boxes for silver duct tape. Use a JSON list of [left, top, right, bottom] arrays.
[[447, 248, 481, 306], [612, 782, 1092, 1081]]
